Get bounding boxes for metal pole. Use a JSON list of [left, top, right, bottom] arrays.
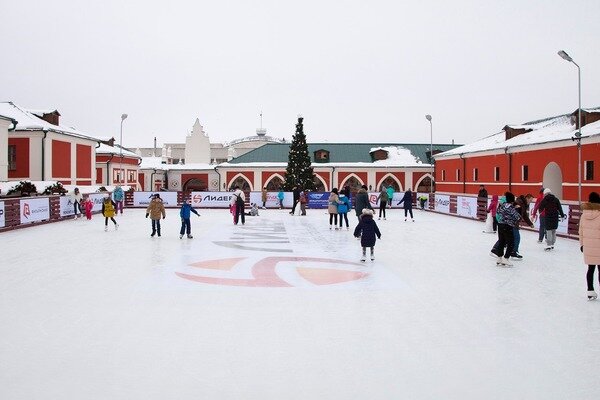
[[576, 62, 582, 209], [429, 119, 433, 194], [119, 119, 124, 184]]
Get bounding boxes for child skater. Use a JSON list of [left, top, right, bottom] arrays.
[[84, 197, 94, 220], [179, 199, 200, 239], [353, 208, 382, 262], [101, 196, 118, 231]]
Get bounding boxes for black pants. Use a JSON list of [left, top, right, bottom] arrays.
[[152, 219, 161, 235], [74, 201, 82, 215], [180, 218, 191, 235], [339, 213, 349, 228], [104, 217, 116, 226], [379, 201, 387, 218], [235, 203, 245, 224], [329, 213, 338, 226], [495, 224, 514, 258], [587, 265, 599, 290], [291, 200, 299, 214], [404, 207, 413, 219]]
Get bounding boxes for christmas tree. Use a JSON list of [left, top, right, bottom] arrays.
[[284, 116, 316, 191]]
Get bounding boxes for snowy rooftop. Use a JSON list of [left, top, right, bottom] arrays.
[[370, 146, 427, 166], [139, 157, 215, 171], [96, 143, 140, 158], [437, 113, 600, 158], [0, 102, 99, 142], [0, 180, 129, 195]]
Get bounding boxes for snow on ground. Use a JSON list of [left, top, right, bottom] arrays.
[[0, 208, 598, 400]]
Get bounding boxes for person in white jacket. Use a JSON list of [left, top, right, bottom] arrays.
[[72, 187, 83, 219], [579, 191, 600, 300], [230, 186, 246, 225]]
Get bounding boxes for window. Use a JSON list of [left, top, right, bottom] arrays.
[[8, 145, 16, 170], [473, 168, 478, 181], [522, 165, 529, 181], [494, 167, 500, 182], [456, 169, 461, 181], [585, 160, 594, 180], [441, 170, 446, 181], [128, 170, 137, 182]]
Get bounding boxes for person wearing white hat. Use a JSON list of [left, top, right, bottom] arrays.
[[538, 188, 565, 251]]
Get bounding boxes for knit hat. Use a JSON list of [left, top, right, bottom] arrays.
[[589, 192, 600, 204], [543, 188, 551, 196], [361, 208, 374, 216]]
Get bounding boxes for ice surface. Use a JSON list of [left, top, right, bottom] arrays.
[[0, 208, 598, 399]]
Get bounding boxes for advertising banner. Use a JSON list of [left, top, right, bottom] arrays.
[[456, 196, 478, 219], [435, 194, 450, 214], [307, 192, 330, 209], [248, 192, 293, 208], [191, 191, 234, 208], [88, 193, 109, 212], [20, 197, 50, 224], [0, 201, 4, 228], [133, 192, 178, 207], [59, 196, 75, 217]]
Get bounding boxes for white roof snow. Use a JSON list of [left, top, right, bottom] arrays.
[[96, 143, 140, 158]]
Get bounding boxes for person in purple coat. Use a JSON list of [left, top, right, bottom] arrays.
[[353, 208, 382, 262]]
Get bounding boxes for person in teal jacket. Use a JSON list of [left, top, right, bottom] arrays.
[[277, 188, 285, 209], [386, 185, 395, 209], [179, 199, 200, 239], [337, 188, 351, 229]]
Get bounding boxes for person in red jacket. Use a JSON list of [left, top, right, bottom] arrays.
[[531, 187, 546, 243], [486, 194, 499, 233]]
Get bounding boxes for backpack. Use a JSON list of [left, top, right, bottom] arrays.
[[235, 193, 245, 206]]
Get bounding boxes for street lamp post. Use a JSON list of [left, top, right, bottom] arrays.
[[119, 114, 128, 184], [558, 50, 582, 208], [425, 114, 433, 194]]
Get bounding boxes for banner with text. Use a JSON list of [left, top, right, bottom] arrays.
[[191, 191, 234, 208], [59, 196, 75, 217], [20, 197, 50, 224], [133, 192, 178, 207], [435, 194, 450, 214], [456, 196, 478, 219], [248, 192, 293, 208]]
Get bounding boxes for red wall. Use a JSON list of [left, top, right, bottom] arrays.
[[8, 137, 30, 178], [96, 168, 103, 184], [52, 140, 71, 178], [76, 144, 92, 179], [226, 171, 254, 186]]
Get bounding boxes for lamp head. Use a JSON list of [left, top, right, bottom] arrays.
[[121, 114, 128, 120], [425, 115, 432, 121], [558, 50, 573, 62]]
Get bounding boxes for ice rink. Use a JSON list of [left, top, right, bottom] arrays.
[[1, 206, 598, 400]]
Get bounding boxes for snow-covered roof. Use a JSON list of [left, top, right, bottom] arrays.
[[436, 114, 600, 158], [0, 102, 99, 142], [0, 181, 130, 195], [139, 157, 168, 170], [370, 146, 427, 166], [96, 143, 140, 158]]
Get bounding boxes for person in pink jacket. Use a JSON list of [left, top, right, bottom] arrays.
[[579, 192, 600, 300], [486, 194, 499, 233]]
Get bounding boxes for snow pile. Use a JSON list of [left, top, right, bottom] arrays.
[[371, 146, 426, 166]]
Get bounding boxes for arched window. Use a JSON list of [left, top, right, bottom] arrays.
[[340, 176, 363, 194], [380, 176, 401, 192], [415, 176, 433, 193], [183, 178, 207, 192], [229, 176, 251, 191], [265, 176, 284, 191]]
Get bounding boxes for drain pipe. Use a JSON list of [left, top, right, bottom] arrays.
[[214, 166, 221, 191], [106, 154, 114, 186], [505, 147, 512, 192], [41, 130, 48, 180], [331, 166, 336, 191], [150, 168, 156, 192], [460, 153, 466, 193]]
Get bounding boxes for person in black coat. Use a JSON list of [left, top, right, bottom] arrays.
[[397, 189, 414, 221], [290, 186, 301, 215], [538, 188, 565, 250], [354, 185, 373, 222], [353, 208, 381, 262]]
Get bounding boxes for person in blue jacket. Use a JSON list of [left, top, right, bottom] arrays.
[[397, 189, 414, 221], [337, 188, 351, 229], [277, 188, 285, 209], [179, 199, 200, 239]]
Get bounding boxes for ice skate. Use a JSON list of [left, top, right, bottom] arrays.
[[360, 254, 366, 262], [179, 234, 183, 239], [370, 253, 375, 261], [115, 223, 119, 230], [510, 252, 523, 260], [187, 234, 193, 239], [500, 257, 513, 266], [587, 291, 598, 300], [384, 217, 386, 220], [544, 246, 554, 251], [104, 226, 108, 232], [404, 218, 407, 221], [496, 257, 503, 265]]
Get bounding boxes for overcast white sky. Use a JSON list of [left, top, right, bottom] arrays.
[[1, 0, 599, 148]]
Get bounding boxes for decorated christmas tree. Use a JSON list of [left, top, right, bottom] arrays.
[[284, 116, 316, 191]]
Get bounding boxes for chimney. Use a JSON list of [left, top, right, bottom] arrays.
[[154, 137, 157, 157]]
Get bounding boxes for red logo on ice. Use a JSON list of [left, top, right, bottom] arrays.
[[176, 256, 368, 287]]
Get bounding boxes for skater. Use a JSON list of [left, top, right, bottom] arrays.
[[531, 187, 547, 243], [397, 189, 414, 221], [290, 186, 301, 215], [338, 188, 350, 229], [492, 192, 521, 266], [299, 190, 307, 216], [579, 192, 600, 300], [377, 186, 389, 220], [84, 197, 93, 220], [538, 188, 565, 251], [113, 184, 125, 215], [245, 203, 260, 216], [231, 186, 246, 225], [179, 199, 199, 239], [510, 194, 535, 259], [146, 194, 166, 237], [354, 185, 373, 222], [101, 196, 118, 231], [277, 188, 285, 209], [353, 209, 382, 261], [72, 187, 83, 219], [386, 185, 395, 209], [261, 187, 267, 209], [328, 188, 340, 229], [478, 184, 488, 219], [418, 195, 428, 210], [486, 194, 499, 233]]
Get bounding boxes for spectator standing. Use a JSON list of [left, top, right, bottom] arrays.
[[579, 192, 600, 300]]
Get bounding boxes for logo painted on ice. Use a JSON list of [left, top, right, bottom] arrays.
[[176, 256, 368, 287]]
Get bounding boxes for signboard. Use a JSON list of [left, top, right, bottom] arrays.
[[307, 192, 330, 209], [133, 191, 178, 207], [456, 196, 478, 219], [59, 196, 75, 217], [20, 197, 50, 224], [88, 193, 109, 212], [435, 194, 450, 214], [248, 192, 293, 208], [191, 191, 234, 208], [0, 201, 4, 228]]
